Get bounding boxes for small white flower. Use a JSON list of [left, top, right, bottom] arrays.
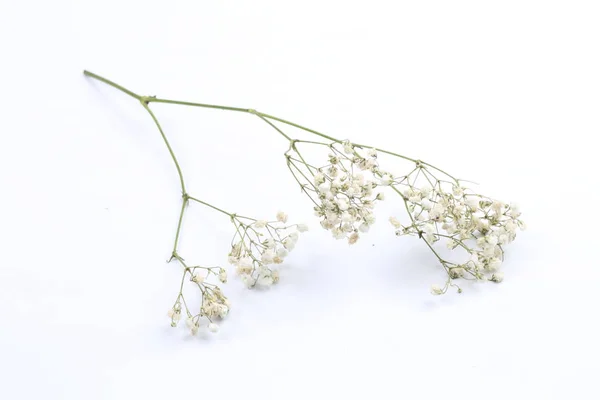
[[486, 235, 499, 246], [261, 249, 276, 264], [332, 228, 346, 240], [452, 186, 464, 197], [283, 238, 296, 250], [409, 195, 421, 204], [341, 212, 353, 223], [498, 234, 509, 245], [276, 211, 288, 223], [490, 272, 504, 283], [277, 247, 288, 258], [348, 232, 359, 244], [254, 220, 267, 229], [449, 267, 465, 279], [336, 198, 349, 211], [191, 273, 205, 284], [379, 174, 393, 186], [318, 182, 331, 193], [218, 268, 227, 283], [421, 199, 432, 210], [376, 192, 385, 201], [389, 216, 402, 228], [359, 223, 370, 233], [367, 148, 377, 158], [343, 140, 354, 154], [257, 274, 274, 286], [363, 213, 376, 225], [430, 284, 444, 295], [241, 274, 254, 288], [297, 224, 309, 232], [238, 257, 253, 268], [208, 323, 219, 333], [488, 258, 502, 271], [465, 196, 480, 210], [424, 223, 435, 234], [314, 172, 325, 185]]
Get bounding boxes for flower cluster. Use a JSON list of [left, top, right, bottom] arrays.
[[167, 257, 229, 335], [286, 140, 384, 244], [388, 163, 525, 294], [228, 212, 308, 288]]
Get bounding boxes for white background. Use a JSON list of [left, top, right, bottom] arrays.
[[1, 1, 599, 399]]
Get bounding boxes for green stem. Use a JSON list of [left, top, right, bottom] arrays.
[[83, 70, 142, 101], [187, 196, 233, 217], [83, 70, 427, 168], [172, 198, 188, 257], [141, 102, 186, 195]]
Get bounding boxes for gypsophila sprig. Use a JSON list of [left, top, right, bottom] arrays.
[[285, 140, 384, 244], [387, 163, 525, 294], [227, 211, 306, 287], [168, 254, 229, 335], [84, 71, 308, 336], [85, 69, 526, 310]]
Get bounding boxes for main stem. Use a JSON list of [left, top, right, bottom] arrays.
[[84, 70, 235, 259], [82, 70, 456, 180]]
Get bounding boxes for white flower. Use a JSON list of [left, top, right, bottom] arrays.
[[498, 234, 509, 245], [424, 223, 435, 234], [488, 258, 502, 271], [430, 284, 444, 295], [341, 212, 353, 223], [336, 198, 349, 211], [171, 311, 181, 322], [367, 148, 377, 157], [343, 140, 354, 154], [376, 192, 385, 201], [314, 172, 325, 185], [241, 274, 254, 288], [297, 224, 309, 232], [348, 232, 359, 245], [364, 213, 376, 225], [277, 247, 288, 258], [238, 257, 253, 268], [208, 323, 219, 333], [257, 274, 274, 286], [276, 211, 288, 223], [191, 273, 205, 284], [218, 268, 227, 283], [289, 231, 299, 242], [261, 249, 276, 264], [379, 174, 393, 186], [491, 201, 504, 213], [452, 186, 464, 197], [283, 238, 296, 250], [389, 216, 402, 229], [359, 223, 370, 233], [333, 228, 346, 240], [490, 272, 504, 283], [465, 196, 480, 210], [318, 182, 331, 193], [254, 220, 267, 229], [486, 235, 499, 246], [449, 267, 464, 279], [409, 195, 421, 204], [421, 199, 432, 210], [218, 304, 229, 318]]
